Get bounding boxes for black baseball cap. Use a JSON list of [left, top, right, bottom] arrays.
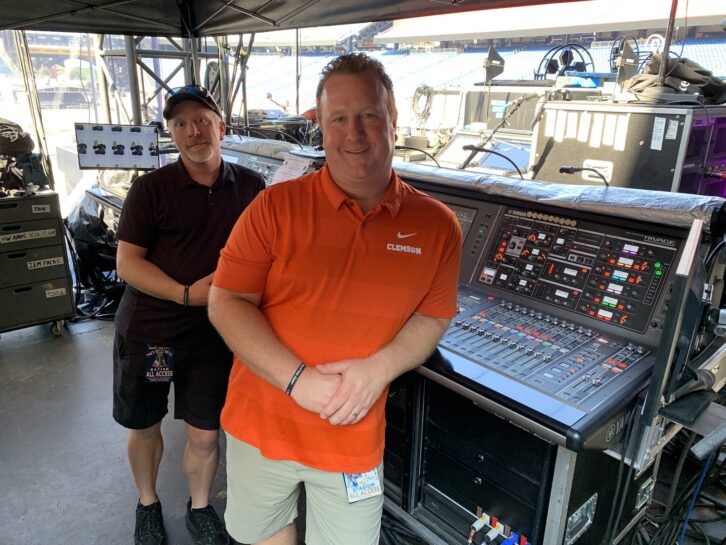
[[163, 85, 222, 120]]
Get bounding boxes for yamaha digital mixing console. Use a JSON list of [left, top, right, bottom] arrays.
[[382, 164, 726, 545], [428, 195, 686, 450]]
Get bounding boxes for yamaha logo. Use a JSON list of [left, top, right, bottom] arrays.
[[643, 235, 675, 247]]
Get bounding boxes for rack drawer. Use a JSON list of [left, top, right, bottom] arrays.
[[0, 245, 68, 288], [0, 277, 74, 332], [0, 193, 61, 223], [0, 218, 63, 253]]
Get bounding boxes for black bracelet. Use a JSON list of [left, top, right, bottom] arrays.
[[285, 363, 306, 396], [183, 285, 189, 307]]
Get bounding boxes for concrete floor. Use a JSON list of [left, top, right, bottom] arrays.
[[1, 318, 724, 545], [0, 319, 229, 545]]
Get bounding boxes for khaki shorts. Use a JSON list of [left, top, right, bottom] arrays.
[[225, 434, 384, 545]]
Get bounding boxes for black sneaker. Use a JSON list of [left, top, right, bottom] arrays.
[[134, 500, 167, 545], [186, 499, 230, 545]]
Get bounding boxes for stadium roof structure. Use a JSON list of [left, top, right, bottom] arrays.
[[251, 24, 369, 47], [373, 0, 726, 43], [0, 0, 588, 38]]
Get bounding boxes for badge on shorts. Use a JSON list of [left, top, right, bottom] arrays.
[[144, 345, 175, 383], [342, 468, 382, 503]]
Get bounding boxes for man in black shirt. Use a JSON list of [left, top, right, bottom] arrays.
[[113, 86, 265, 545]]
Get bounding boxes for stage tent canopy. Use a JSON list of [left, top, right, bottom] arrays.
[[0, 0, 588, 38], [252, 24, 369, 48], [372, 0, 726, 43]]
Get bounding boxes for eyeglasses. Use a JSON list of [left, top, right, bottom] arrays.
[[164, 84, 213, 101]]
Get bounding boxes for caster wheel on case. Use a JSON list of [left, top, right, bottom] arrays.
[[50, 320, 64, 336]]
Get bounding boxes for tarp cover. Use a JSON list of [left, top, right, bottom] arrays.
[[0, 0, 586, 38], [393, 161, 726, 235]]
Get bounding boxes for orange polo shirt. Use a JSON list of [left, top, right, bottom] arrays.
[[214, 165, 462, 473]]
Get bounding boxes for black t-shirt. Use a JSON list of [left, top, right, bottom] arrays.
[[115, 159, 265, 346]]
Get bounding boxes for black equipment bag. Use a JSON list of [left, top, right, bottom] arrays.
[[0, 118, 34, 158], [624, 53, 726, 104]]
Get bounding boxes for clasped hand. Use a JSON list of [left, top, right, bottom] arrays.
[[290, 357, 388, 426]]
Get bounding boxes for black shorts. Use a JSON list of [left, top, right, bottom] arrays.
[[112, 331, 233, 431]]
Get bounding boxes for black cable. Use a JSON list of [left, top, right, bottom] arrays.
[[704, 236, 725, 273], [528, 90, 560, 133], [230, 124, 305, 149], [677, 451, 716, 545], [611, 447, 638, 541], [641, 444, 723, 545], [62, 219, 84, 314], [686, 513, 726, 524], [395, 145, 441, 168], [558, 165, 610, 187], [381, 514, 426, 545], [380, 529, 394, 545], [620, 434, 705, 545], [660, 432, 699, 522], [699, 490, 726, 510], [460, 92, 540, 170], [461, 144, 524, 179], [637, 526, 649, 545], [604, 404, 639, 545], [688, 522, 710, 545]]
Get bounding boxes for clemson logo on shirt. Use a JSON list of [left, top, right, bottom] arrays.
[[386, 243, 423, 255]]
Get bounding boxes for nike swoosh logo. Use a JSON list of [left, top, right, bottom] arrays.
[[397, 232, 418, 239]]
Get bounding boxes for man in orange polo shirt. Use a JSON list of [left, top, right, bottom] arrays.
[[209, 53, 462, 545]]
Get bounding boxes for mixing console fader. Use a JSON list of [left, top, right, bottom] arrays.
[[443, 287, 649, 410]]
